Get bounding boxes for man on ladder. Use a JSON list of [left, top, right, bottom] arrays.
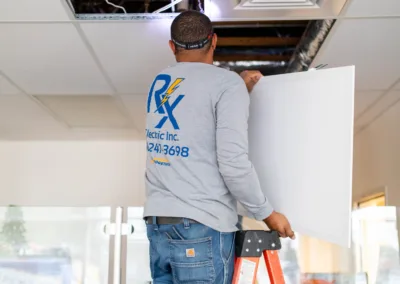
[[143, 10, 295, 284]]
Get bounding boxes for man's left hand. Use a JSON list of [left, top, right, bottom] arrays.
[[240, 70, 263, 93]]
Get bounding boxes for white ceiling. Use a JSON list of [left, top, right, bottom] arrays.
[[0, 23, 114, 95], [344, 0, 400, 17], [80, 22, 174, 95], [0, 0, 399, 140], [313, 0, 400, 132], [0, 74, 20, 95], [313, 18, 400, 91], [0, 0, 70, 22], [353, 91, 382, 118]]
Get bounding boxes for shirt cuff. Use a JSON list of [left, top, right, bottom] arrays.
[[237, 199, 274, 221], [252, 200, 274, 221]]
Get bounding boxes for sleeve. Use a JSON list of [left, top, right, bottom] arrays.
[[216, 76, 273, 221]]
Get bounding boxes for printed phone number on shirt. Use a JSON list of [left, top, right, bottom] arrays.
[[147, 142, 190, 158]]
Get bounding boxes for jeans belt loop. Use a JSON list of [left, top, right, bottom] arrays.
[[183, 218, 190, 229], [152, 216, 159, 231]]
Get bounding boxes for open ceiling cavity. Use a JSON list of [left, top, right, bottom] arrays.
[[213, 19, 334, 75], [213, 20, 306, 75], [67, 1, 334, 75], [69, 0, 204, 15]]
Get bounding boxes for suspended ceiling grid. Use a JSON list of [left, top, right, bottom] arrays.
[[0, 0, 399, 139]]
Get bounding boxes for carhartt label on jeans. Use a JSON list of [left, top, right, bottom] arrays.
[[186, 248, 195, 257]]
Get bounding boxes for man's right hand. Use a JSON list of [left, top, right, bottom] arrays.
[[263, 211, 295, 239], [239, 70, 263, 93]]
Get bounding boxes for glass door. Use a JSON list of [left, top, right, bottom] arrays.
[[125, 207, 151, 284], [0, 206, 112, 284], [352, 206, 400, 284]]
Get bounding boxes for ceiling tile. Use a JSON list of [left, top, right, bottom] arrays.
[[0, 74, 21, 95], [354, 91, 382, 118], [0, 24, 112, 95], [0, 94, 63, 138], [394, 80, 400, 90], [355, 90, 400, 129], [314, 18, 400, 91], [81, 22, 175, 95], [0, 0, 71, 21], [0, 94, 140, 140], [35, 95, 134, 129], [344, 0, 400, 17], [120, 94, 147, 136]]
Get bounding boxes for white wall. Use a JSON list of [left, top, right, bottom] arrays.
[[0, 141, 146, 206], [353, 101, 400, 206]]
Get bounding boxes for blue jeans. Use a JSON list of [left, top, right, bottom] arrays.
[[146, 219, 236, 284]]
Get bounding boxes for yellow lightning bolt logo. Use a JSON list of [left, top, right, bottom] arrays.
[[155, 78, 184, 113]]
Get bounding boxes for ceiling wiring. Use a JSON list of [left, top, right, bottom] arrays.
[[105, 0, 127, 13], [153, 0, 183, 13], [197, 0, 204, 13]]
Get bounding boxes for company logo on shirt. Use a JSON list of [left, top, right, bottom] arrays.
[[147, 74, 185, 130], [151, 157, 171, 166]]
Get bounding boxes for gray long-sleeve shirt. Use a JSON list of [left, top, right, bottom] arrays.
[[143, 62, 273, 232]]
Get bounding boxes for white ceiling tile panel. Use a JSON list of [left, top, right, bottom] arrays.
[[34, 95, 134, 129], [0, 0, 71, 22], [314, 18, 400, 91], [0, 94, 140, 140], [354, 91, 382, 118], [81, 22, 175, 95], [0, 24, 112, 95], [0, 95, 63, 139], [0, 74, 21, 95], [120, 94, 147, 136], [393, 80, 400, 90], [344, 0, 400, 17], [355, 90, 400, 129]]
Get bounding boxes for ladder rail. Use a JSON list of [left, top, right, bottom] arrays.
[[232, 230, 285, 284], [263, 250, 285, 284]]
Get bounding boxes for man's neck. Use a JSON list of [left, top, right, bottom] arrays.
[[176, 55, 213, 65]]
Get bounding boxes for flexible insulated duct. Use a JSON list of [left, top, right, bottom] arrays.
[[286, 19, 335, 73]]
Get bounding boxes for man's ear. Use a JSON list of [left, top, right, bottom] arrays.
[[211, 33, 218, 50], [169, 40, 176, 54]]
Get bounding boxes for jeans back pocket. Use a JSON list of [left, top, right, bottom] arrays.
[[169, 237, 215, 283]]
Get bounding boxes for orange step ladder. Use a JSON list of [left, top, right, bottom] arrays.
[[233, 230, 285, 284]]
